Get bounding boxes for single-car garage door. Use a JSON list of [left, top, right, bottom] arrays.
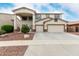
[[36, 25, 43, 32], [48, 24, 64, 32]]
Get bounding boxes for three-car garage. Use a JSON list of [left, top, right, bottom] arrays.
[[35, 24, 65, 32], [35, 18, 67, 32]]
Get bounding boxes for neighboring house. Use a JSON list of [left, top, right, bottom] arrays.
[[67, 21, 79, 32], [0, 13, 15, 29], [0, 7, 68, 32]]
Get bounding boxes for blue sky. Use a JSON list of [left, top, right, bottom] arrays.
[[0, 3, 79, 21]]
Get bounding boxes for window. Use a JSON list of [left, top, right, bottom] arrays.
[[22, 16, 27, 20], [55, 14, 60, 19], [54, 18, 58, 22], [54, 14, 60, 22], [21, 16, 32, 21], [29, 16, 32, 20]]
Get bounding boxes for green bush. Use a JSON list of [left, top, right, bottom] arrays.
[[1, 25, 14, 33], [0, 30, 6, 35], [21, 24, 30, 33]]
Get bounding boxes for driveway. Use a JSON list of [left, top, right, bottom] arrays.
[[25, 32, 79, 56], [33, 32, 79, 40]]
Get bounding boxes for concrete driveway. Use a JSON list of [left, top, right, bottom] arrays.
[[33, 32, 79, 40], [25, 32, 79, 56]]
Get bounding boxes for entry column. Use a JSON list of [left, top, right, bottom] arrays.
[[32, 13, 36, 31], [14, 15, 17, 30]]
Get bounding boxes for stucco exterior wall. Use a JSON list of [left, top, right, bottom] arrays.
[[49, 14, 54, 18], [35, 18, 50, 25], [41, 14, 47, 19], [0, 13, 16, 29]]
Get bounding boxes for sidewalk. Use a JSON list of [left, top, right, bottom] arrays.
[[0, 40, 79, 47]]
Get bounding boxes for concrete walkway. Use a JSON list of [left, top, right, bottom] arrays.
[[24, 32, 79, 56], [0, 39, 79, 47]]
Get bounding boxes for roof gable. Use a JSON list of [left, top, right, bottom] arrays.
[[44, 18, 68, 24], [36, 17, 53, 22], [12, 7, 36, 13], [36, 17, 68, 23]]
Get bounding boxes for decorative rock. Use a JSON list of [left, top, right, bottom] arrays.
[[24, 34, 30, 39], [0, 34, 8, 38]]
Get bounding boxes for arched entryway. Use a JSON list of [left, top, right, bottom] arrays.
[[16, 13, 33, 29], [13, 7, 36, 32]]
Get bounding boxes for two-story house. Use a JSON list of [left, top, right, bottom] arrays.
[[0, 7, 68, 32]]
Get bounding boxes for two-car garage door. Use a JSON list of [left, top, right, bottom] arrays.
[[48, 25, 64, 32]]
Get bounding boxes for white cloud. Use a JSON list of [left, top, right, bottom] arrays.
[[0, 3, 35, 14], [60, 3, 79, 15], [0, 3, 79, 21], [0, 8, 14, 14]]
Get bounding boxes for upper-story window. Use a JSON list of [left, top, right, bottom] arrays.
[[54, 18, 58, 22], [55, 14, 60, 19], [22, 16, 27, 20], [22, 16, 32, 21], [54, 14, 60, 22]]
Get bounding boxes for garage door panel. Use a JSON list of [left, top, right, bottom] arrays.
[[36, 26, 43, 32], [48, 25, 64, 32]]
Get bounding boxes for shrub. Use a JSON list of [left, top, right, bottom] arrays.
[[0, 30, 6, 35], [1, 25, 14, 33], [21, 24, 30, 33]]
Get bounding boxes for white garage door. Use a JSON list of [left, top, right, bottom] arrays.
[[36, 26, 43, 32], [48, 25, 64, 32]]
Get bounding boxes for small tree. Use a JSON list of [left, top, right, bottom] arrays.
[[21, 24, 30, 33]]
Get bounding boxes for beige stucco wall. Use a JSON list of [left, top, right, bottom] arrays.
[[0, 13, 16, 29], [49, 14, 54, 18], [36, 14, 55, 21], [36, 26, 43, 32], [35, 18, 50, 25]]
